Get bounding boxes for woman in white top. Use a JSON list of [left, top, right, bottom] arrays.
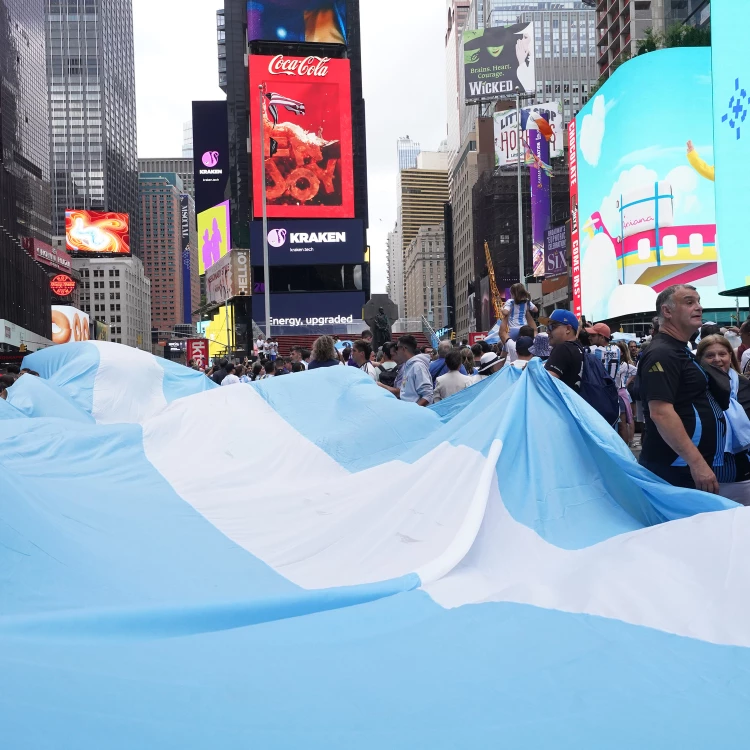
[[434, 350, 472, 401]]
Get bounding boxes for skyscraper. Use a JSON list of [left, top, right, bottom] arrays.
[[138, 172, 184, 335], [46, 0, 139, 254], [182, 120, 193, 158], [587, 0, 666, 79], [0, 0, 54, 347], [138, 158, 195, 200], [397, 152, 450, 319], [397, 136, 421, 171]]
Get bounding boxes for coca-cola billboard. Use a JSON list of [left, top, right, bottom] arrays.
[[249, 54, 354, 219]]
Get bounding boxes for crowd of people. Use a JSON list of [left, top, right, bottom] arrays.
[[195, 283, 750, 507], [4, 280, 746, 506]]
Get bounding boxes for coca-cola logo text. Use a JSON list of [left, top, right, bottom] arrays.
[[268, 55, 330, 78]]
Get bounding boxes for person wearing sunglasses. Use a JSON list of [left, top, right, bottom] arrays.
[[544, 309, 584, 392]]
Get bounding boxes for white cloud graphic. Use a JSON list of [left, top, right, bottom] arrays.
[[580, 95, 607, 167]]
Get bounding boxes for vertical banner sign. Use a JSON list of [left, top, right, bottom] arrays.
[[192, 101, 230, 215], [568, 118, 581, 316], [180, 195, 192, 324], [186, 339, 209, 369], [529, 129, 551, 278], [711, 0, 750, 292]]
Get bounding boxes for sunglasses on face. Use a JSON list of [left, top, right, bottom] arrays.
[[548, 322, 568, 332]]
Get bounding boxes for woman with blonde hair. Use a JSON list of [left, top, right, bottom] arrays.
[[308, 335, 342, 370]]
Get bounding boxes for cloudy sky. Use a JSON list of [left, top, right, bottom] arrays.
[[133, 0, 447, 293]]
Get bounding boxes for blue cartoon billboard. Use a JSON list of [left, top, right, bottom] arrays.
[[571, 48, 732, 321]]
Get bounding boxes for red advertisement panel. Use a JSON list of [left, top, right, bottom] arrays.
[[65, 210, 130, 255], [186, 339, 209, 369], [567, 119, 581, 317], [469, 333, 487, 345], [249, 55, 354, 219], [21, 237, 73, 273]]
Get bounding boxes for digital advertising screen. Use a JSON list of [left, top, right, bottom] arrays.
[[247, 0, 347, 44], [463, 23, 535, 103], [571, 48, 732, 321], [250, 218, 363, 266], [65, 210, 130, 255], [192, 101, 230, 215], [711, 0, 750, 294], [251, 291, 364, 330], [197, 200, 231, 275], [249, 55, 355, 219]]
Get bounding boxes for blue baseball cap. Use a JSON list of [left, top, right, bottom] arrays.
[[549, 309, 579, 331]]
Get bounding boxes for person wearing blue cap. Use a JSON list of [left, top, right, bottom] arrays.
[[544, 309, 584, 392]]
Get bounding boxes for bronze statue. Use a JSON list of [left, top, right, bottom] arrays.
[[372, 307, 391, 351]]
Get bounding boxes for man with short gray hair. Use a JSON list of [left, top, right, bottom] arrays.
[[638, 284, 729, 494]]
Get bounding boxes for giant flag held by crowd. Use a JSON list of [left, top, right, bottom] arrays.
[[2, 341, 750, 748]]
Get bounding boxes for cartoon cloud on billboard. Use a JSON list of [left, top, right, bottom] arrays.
[[571, 48, 730, 321]]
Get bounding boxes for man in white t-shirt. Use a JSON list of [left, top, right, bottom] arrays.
[[255, 336, 265, 357], [503, 324, 536, 364], [352, 339, 378, 381], [221, 363, 240, 386]]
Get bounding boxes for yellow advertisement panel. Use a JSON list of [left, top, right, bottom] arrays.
[[197, 200, 231, 275]]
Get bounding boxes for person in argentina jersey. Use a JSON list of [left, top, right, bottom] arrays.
[[585, 322, 621, 380], [638, 285, 730, 495]]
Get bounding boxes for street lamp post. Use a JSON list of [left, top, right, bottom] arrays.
[[259, 85, 271, 340]]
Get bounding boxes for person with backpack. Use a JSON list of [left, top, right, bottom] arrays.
[[544, 309, 619, 427], [376, 341, 399, 387]]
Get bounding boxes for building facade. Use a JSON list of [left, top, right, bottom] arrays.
[[397, 136, 421, 171], [74, 255, 150, 348], [665, 0, 710, 27], [138, 172, 184, 335], [138, 158, 194, 200], [398, 153, 450, 319], [404, 226, 447, 325], [590, 0, 665, 78], [182, 119, 193, 158], [386, 223, 405, 317], [46, 0, 140, 254], [0, 0, 54, 346]]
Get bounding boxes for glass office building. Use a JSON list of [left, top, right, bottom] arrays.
[[46, 0, 139, 254]]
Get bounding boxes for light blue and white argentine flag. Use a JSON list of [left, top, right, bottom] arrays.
[[2, 341, 750, 748]]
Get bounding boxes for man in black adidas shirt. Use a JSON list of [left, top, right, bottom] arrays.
[[639, 284, 727, 493]]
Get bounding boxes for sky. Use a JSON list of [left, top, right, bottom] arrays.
[[133, 0, 448, 294]]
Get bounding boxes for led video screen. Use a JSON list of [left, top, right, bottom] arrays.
[[570, 48, 732, 320], [65, 210, 130, 255], [249, 55, 354, 219]]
